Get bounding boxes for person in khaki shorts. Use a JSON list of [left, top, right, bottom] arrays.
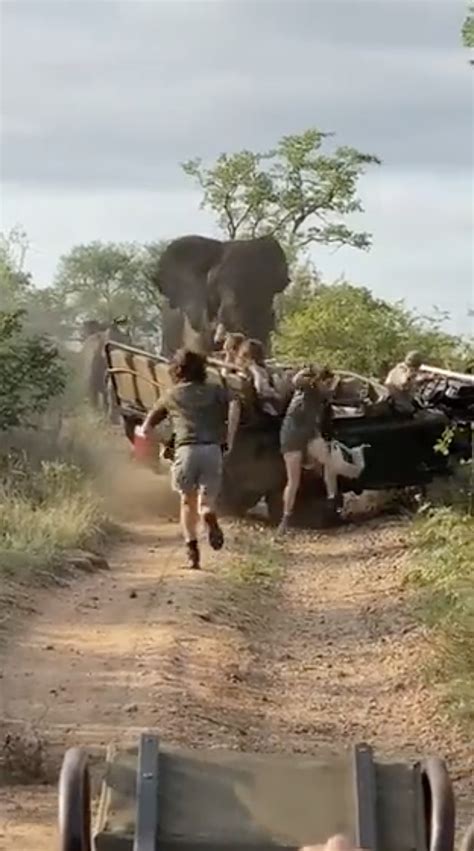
[[142, 349, 241, 569]]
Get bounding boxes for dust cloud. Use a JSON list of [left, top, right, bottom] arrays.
[[98, 454, 180, 522], [59, 413, 180, 523]]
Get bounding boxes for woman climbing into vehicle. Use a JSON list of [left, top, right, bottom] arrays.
[[278, 364, 336, 535]]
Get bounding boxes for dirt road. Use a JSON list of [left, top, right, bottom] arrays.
[[1, 516, 472, 848]]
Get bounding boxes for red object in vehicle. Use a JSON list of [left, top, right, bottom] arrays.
[[132, 426, 155, 463]]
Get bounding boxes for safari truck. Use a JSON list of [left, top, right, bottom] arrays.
[[105, 342, 457, 527], [58, 731, 474, 850]]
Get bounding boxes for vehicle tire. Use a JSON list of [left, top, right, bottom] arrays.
[[58, 747, 92, 851], [420, 757, 455, 851]]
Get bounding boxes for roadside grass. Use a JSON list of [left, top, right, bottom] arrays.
[[0, 457, 108, 576], [224, 527, 284, 588], [0, 410, 118, 578], [409, 503, 474, 726]]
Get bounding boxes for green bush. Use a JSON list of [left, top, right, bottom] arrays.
[[273, 281, 473, 377], [0, 310, 66, 431], [410, 506, 474, 723], [0, 456, 106, 573]]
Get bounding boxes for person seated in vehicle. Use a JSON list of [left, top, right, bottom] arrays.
[[221, 331, 246, 375], [141, 349, 241, 570], [385, 350, 426, 412], [278, 365, 335, 534], [237, 338, 283, 417]]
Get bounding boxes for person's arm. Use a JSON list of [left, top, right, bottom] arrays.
[[226, 398, 241, 452], [142, 395, 169, 434], [292, 366, 314, 390], [251, 365, 279, 399]]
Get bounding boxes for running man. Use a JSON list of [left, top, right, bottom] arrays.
[[142, 349, 241, 569]]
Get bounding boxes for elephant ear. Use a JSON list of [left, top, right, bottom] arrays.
[[156, 235, 223, 308], [261, 237, 290, 294], [218, 236, 289, 303]]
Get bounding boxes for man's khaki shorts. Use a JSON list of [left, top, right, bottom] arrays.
[[172, 444, 223, 503]]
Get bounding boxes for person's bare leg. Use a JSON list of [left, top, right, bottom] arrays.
[[308, 437, 337, 500], [278, 451, 302, 533], [181, 490, 200, 568], [199, 489, 224, 550]]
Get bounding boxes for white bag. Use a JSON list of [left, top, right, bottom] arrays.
[[329, 440, 369, 480]]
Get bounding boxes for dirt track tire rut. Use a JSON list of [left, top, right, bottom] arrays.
[[0, 518, 472, 849]]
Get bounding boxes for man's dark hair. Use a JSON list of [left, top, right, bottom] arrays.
[[169, 348, 207, 384]]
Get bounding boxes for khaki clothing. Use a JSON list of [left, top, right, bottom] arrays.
[[385, 362, 420, 413], [149, 381, 232, 448], [385, 362, 417, 395], [171, 444, 223, 502], [280, 369, 330, 454]]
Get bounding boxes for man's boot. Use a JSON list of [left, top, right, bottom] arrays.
[[277, 514, 291, 536], [203, 512, 224, 550], [186, 540, 200, 569]]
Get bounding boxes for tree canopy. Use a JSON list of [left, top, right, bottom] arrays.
[[273, 281, 473, 378], [0, 310, 66, 431], [183, 129, 380, 260], [0, 227, 33, 311], [52, 241, 164, 341], [462, 3, 474, 51]]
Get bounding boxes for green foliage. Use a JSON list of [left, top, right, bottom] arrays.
[[52, 241, 164, 339], [410, 507, 474, 722], [0, 456, 105, 569], [0, 310, 66, 431], [0, 227, 33, 311], [434, 426, 456, 457], [273, 281, 473, 376], [226, 534, 283, 588], [462, 3, 474, 50], [183, 128, 380, 258]]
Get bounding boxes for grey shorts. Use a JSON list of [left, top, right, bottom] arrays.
[[171, 444, 223, 502]]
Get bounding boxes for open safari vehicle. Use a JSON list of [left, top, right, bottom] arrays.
[[105, 342, 456, 527], [58, 732, 467, 850]]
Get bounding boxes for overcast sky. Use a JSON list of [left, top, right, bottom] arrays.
[[1, 0, 472, 332]]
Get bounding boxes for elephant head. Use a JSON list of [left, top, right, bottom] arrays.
[[156, 234, 289, 355], [207, 236, 289, 348], [156, 236, 222, 335]]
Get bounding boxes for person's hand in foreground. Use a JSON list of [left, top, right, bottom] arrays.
[[301, 835, 363, 851]]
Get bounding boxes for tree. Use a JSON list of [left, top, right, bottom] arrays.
[[52, 241, 164, 340], [0, 227, 33, 311], [462, 3, 474, 52], [0, 310, 66, 430], [273, 282, 473, 377], [182, 129, 380, 260]]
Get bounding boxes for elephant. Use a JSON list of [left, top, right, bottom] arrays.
[[155, 234, 290, 356], [80, 318, 131, 419]]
